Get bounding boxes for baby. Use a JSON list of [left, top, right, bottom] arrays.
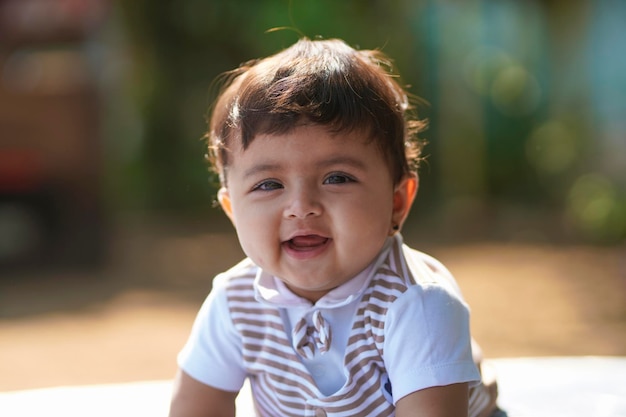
[[169, 38, 498, 417]]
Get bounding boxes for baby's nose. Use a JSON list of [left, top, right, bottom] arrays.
[[284, 189, 322, 219]]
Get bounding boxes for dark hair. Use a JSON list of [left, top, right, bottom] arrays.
[[206, 38, 426, 185]]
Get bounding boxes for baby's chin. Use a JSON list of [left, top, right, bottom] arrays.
[[280, 281, 337, 303]]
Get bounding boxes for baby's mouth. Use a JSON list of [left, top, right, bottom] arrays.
[[285, 235, 329, 251]]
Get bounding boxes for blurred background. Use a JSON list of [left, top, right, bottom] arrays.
[[0, 0, 624, 391]]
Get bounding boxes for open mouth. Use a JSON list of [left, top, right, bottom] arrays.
[[285, 235, 329, 251]]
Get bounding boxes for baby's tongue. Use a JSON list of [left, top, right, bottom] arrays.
[[290, 235, 327, 247]]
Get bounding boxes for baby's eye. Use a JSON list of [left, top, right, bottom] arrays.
[[323, 173, 355, 185], [252, 180, 283, 191]]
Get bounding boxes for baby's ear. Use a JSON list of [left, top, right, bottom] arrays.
[[217, 187, 235, 223], [392, 173, 418, 228]]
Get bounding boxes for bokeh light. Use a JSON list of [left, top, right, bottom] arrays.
[[567, 173, 625, 242], [490, 65, 541, 117], [526, 121, 579, 175]]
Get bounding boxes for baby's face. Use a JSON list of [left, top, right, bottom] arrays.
[[218, 124, 411, 302]]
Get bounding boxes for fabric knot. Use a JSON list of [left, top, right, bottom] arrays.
[[292, 310, 332, 359]]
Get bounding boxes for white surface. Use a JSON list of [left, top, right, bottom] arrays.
[[1, 357, 625, 416], [487, 356, 626, 417]]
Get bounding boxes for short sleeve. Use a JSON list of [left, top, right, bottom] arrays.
[[383, 283, 480, 403], [177, 275, 246, 392]]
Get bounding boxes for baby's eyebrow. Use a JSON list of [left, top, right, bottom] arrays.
[[317, 156, 367, 170], [242, 156, 367, 179], [243, 163, 281, 180]]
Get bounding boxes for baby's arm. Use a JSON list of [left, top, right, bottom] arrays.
[[395, 383, 469, 417], [383, 280, 479, 414], [169, 368, 238, 417], [172, 272, 247, 417]]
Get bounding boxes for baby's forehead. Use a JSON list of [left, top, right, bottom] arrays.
[[216, 120, 404, 187], [221, 126, 391, 180]]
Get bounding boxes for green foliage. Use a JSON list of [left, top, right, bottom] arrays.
[[108, 0, 625, 242]]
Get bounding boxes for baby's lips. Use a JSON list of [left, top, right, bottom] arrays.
[[289, 235, 328, 248]]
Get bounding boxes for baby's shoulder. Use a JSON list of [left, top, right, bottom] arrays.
[[400, 245, 465, 300]]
